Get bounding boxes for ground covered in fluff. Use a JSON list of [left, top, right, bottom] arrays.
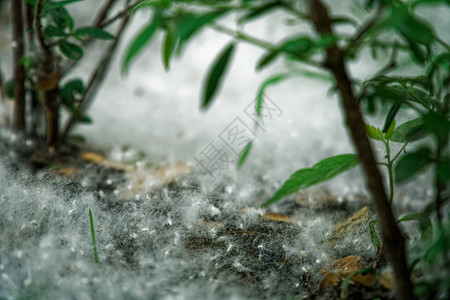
[[0, 138, 392, 300]]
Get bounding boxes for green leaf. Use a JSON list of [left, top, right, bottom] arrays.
[[263, 154, 359, 207], [177, 11, 227, 54], [89, 209, 99, 264], [45, 0, 83, 11], [49, 7, 74, 31], [281, 36, 313, 59], [77, 113, 92, 124], [58, 40, 83, 60], [201, 42, 236, 110], [43, 25, 66, 38], [423, 111, 450, 145], [384, 119, 396, 140], [390, 5, 435, 45], [122, 13, 161, 74], [400, 213, 424, 223], [239, 1, 281, 23], [394, 147, 433, 183], [397, 213, 432, 242], [256, 73, 292, 116], [426, 52, 450, 81], [75, 27, 115, 40], [365, 124, 384, 140], [237, 142, 253, 169], [390, 117, 427, 143], [369, 220, 380, 249], [61, 79, 84, 105], [382, 102, 401, 133], [162, 27, 177, 70], [438, 157, 450, 184], [256, 50, 279, 70]]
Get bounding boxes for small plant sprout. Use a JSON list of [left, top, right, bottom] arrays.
[[89, 209, 99, 265]]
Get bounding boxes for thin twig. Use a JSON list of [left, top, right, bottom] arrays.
[[99, 0, 140, 28], [210, 23, 324, 70], [345, 5, 385, 53], [93, 0, 116, 28], [60, 9, 132, 142], [0, 64, 5, 101]]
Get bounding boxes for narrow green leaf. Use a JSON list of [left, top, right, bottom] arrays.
[[256, 50, 279, 70], [59, 40, 83, 60], [177, 11, 227, 54], [390, 117, 427, 143], [369, 220, 381, 249], [89, 209, 99, 264], [77, 113, 93, 124], [365, 124, 384, 141], [256, 73, 292, 116], [382, 102, 401, 133], [122, 13, 161, 74], [201, 43, 236, 110], [397, 213, 422, 222], [75, 27, 115, 40], [237, 142, 253, 169], [384, 119, 396, 140], [394, 148, 433, 183], [162, 27, 177, 70], [239, 1, 281, 22], [263, 154, 359, 207]]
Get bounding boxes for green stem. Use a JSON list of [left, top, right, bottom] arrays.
[[89, 209, 99, 264], [209, 23, 324, 70], [384, 140, 394, 205], [392, 142, 408, 163]]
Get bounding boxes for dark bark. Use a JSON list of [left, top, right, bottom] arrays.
[[35, 0, 60, 146], [308, 1, 415, 299], [0, 64, 5, 101], [11, 0, 26, 131]]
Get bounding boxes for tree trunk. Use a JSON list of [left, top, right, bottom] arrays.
[[308, 1, 415, 299], [11, 0, 26, 131]]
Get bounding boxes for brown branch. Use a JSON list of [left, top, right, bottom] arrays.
[[0, 64, 5, 101], [60, 12, 132, 142], [11, 0, 26, 131], [93, 0, 116, 28], [308, 1, 415, 299], [35, 0, 60, 146], [99, 0, 140, 28]]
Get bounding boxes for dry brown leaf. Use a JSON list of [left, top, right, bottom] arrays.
[[54, 167, 77, 177], [320, 255, 375, 290], [378, 269, 395, 291], [262, 212, 292, 222], [335, 206, 370, 234], [319, 272, 341, 289], [80, 152, 133, 171]]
